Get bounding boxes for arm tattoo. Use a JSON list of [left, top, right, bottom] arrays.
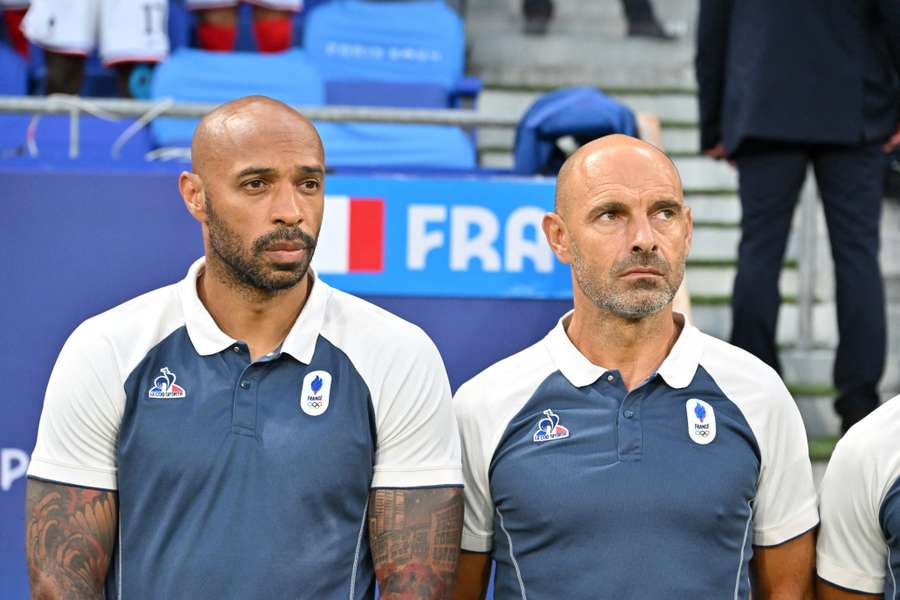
[[369, 487, 464, 599], [25, 479, 118, 600]]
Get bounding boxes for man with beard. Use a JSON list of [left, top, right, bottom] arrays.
[[452, 135, 818, 599], [24, 96, 463, 599]]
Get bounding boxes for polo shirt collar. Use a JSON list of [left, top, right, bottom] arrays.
[[543, 310, 702, 389], [543, 311, 610, 387], [179, 257, 330, 363], [655, 314, 703, 389]]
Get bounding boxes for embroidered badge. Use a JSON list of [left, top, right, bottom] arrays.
[[300, 370, 332, 416], [148, 367, 187, 399], [533, 409, 570, 443], [686, 399, 716, 445]]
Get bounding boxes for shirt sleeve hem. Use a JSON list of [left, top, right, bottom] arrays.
[[816, 555, 884, 595], [371, 466, 463, 489], [461, 531, 492, 552], [27, 459, 117, 491], [752, 507, 819, 547]]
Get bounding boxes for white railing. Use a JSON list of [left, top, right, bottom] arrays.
[[0, 94, 520, 159]]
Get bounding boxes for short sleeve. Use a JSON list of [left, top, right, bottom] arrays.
[[454, 381, 495, 552], [27, 322, 124, 490], [816, 434, 886, 595], [370, 330, 462, 489], [750, 380, 819, 546]]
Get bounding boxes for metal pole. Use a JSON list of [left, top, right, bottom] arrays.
[[68, 106, 80, 159], [0, 95, 521, 128], [796, 168, 818, 351]]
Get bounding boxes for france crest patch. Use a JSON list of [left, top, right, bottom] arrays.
[[300, 370, 332, 416], [686, 399, 716, 445]]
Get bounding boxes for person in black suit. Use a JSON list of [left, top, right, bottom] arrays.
[[696, 0, 900, 433]]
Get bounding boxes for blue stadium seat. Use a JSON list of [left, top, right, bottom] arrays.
[[302, 0, 477, 169], [0, 44, 27, 95], [149, 47, 325, 147], [304, 0, 478, 106], [315, 121, 475, 169], [513, 87, 639, 175]]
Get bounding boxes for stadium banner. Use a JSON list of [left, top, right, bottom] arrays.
[[0, 169, 568, 598], [313, 174, 569, 298]]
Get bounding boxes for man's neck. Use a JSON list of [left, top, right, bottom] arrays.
[[198, 260, 311, 361], [565, 302, 682, 391]]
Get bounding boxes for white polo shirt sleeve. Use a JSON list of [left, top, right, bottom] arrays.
[[702, 339, 819, 546], [368, 327, 463, 489], [454, 377, 496, 552], [28, 321, 124, 491], [749, 379, 818, 546], [816, 397, 900, 595]]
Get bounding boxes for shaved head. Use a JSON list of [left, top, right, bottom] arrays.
[[554, 134, 682, 220], [191, 95, 323, 180]]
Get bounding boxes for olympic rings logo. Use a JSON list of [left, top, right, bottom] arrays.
[[307, 400, 324, 409]]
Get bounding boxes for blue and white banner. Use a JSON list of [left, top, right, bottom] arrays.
[[318, 175, 571, 298]]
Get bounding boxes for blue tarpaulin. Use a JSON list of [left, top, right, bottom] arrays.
[[513, 86, 638, 175]]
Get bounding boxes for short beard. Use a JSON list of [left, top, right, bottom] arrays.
[[205, 194, 317, 294], [572, 245, 683, 321]]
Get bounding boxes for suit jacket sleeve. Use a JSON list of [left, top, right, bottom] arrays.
[[695, 0, 734, 151], [875, 0, 900, 78]]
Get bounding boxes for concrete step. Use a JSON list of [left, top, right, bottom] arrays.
[[691, 302, 837, 348], [796, 395, 840, 439], [466, 0, 699, 89], [476, 124, 702, 156], [684, 194, 741, 223], [686, 264, 799, 298], [480, 152, 738, 191], [477, 89, 700, 126]]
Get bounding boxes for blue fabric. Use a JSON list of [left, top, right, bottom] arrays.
[[325, 80, 449, 108], [304, 0, 464, 89], [513, 87, 638, 175], [149, 48, 325, 146], [879, 475, 900, 600], [0, 45, 26, 95], [488, 366, 760, 599], [0, 115, 153, 161], [316, 121, 475, 169], [110, 331, 376, 599]]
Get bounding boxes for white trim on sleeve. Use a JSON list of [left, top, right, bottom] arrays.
[[817, 556, 884, 595]]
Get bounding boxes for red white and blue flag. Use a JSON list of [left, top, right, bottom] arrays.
[[313, 196, 385, 274]]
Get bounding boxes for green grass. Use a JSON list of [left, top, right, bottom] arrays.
[[788, 384, 837, 398], [686, 257, 799, 269], [483, 83, 698, 96], [690, 294, 801, 306], [809, 436, 839, 462], [683, 188, 740, 196]]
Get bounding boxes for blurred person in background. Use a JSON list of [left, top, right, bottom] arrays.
[[523, 0, 677, 39], [21, 0, 168, 97], [697, 0, 900, 433], [1, 0, 29, 58], [188, 0, 297, 53]]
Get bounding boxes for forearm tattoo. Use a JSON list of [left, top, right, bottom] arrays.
[[25, 479, 117, 599], [369, 487, 464, 599]]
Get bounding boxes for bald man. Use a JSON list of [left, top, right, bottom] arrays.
[[452, 135, 818, 599], [24, 96, 464, 599]]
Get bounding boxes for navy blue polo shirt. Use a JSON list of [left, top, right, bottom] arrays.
[[28, 258, 462, 598], [454, 312, 818, 599], [818, 394, 900, 597]]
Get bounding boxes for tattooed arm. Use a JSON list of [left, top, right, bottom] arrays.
[[369, 487, 464, 600], [25, 478, 117, 599]]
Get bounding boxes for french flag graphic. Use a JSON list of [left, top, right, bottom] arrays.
[[313, 196, 385, 274]]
